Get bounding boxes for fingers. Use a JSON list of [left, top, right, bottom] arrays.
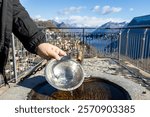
[[59, 49, 67, 56], [53, 46, 67, 56], [52, 52, 61, 60], [47, 48, 62, 60], [53, 49, 67, 60], [36, 43, 66, 60]]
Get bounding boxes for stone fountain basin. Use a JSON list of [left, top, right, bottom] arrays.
[[27, 77, 131, 100]]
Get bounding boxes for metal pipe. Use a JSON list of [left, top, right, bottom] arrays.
[[125, 29, 130, 56], [141, 28, 148, 62], [11, 33, 17, 82], [82, 28, 85, 44], [118, 30, 122, 61]]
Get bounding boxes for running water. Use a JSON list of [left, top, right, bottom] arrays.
[[70, 91, 73, 96]]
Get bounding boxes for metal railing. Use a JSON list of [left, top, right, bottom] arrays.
[[0, 26, 150, 86], [0, 34, 43, 86], [45, 26, 150, 73]]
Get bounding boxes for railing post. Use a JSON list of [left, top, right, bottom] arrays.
[[125, 29, 130, 56], [141, 28, 148, 62], [45, 29, 48, 41], [82, 28, 85, 44], [11, 33, 17, 82], [118, 30, 122, 61], [82, 28, 85, 59]]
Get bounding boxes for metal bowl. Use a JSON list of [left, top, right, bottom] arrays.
[[45, 56, 84, 91]]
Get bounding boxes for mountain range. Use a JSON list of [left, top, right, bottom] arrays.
[[93, 21, 127, 34], [34, 19, 127, 29]]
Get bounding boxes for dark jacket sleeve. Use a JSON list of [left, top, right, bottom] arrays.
[[12, 0, 46, 54]]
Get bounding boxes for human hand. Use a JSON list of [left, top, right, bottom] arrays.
[[36, 43, 66, 60]]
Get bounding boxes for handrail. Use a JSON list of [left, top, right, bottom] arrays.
[[41, 25, 150, 30]]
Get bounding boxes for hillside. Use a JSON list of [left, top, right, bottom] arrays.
[[34, 20, 60, 32], [93, 21, 127, 34]]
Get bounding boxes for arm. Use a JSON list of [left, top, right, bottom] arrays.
[[12, 0, 46, 54], [12, 0, 66, 60]]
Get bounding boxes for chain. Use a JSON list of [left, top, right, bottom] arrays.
[[30, 63, 46, 76], [20, 60, 47, 81]]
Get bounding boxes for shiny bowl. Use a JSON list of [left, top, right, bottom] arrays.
[[45, 56, 84, 91]]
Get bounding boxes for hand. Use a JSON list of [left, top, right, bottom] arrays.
[[36, 43, 66, 60]]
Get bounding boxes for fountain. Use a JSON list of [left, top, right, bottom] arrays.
[[27, 77, 131, 100]]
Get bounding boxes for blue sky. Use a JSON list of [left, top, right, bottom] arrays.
[[20, 0, 150, 27]]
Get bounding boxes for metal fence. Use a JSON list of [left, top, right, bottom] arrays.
[[0, 34, 43, 86], [45, 27, 150, 73], [119, 27, 150, 73], [0, 26, 150, 86]]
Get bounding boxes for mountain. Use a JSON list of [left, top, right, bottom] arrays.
[[100, 21, 127, 28], [50, 20, 60, 27], [93, 21, 127, 34], [34, 19, 69, 28], [34, 19, 73, 32], [50, 20, 71, 28], [56, 22, 69, 28], [34, 20, 60, 32], [128, 15, 150, 26], [34, 20, 56, 28]]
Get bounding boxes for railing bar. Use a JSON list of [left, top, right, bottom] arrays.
[[11, 34, 17, 82], [141, 28, 148, 62]]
